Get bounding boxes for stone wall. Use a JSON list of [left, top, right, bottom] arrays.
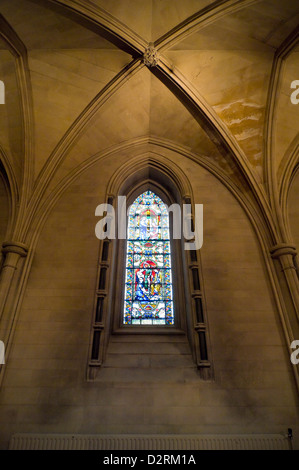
[[0, 153, 298, 449]]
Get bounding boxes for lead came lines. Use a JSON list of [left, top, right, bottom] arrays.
[[123, 190, 174, 326]]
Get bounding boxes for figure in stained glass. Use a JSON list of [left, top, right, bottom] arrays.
[[123, 190, 174, 326]]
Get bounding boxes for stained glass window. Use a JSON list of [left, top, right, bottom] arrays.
[[123, 190, 174, 325]]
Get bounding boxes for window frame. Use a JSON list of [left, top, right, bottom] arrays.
[[111, 181, 186, 334], [87, 165, 214, 381], [123, 189, 176, 327]]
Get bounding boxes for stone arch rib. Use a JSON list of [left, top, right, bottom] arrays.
[[23, 0, 275, 248], [263, 26, 299, 240], [0, 14, 34, 239]]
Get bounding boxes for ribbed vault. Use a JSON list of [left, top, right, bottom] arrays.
[[0, 0, 297, 248]]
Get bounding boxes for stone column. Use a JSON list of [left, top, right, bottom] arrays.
[[270, 244, 299, 320], [270, 243, 299, 392], [0, 241, 28, 320]]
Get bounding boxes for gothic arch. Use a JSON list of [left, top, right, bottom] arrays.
[[107, 152, 192, 201], [87, 154, 213, 380], [0, 13, 34, 236], [279, 135, 299, 242], [0, 150, 16, 243]]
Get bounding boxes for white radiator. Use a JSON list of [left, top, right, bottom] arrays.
[[8, 433, 290, 450]]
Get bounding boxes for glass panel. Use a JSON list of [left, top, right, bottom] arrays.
[[123, 190, 174, 326]]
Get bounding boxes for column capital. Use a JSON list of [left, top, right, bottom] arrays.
[[1, 241, 28, 258], [270, 243, 297, 259]]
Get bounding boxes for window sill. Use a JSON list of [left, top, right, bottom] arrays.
[[112, 326, 185, 335]]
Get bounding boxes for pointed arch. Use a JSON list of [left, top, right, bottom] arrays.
[[123, 189, 174, 326], [0, 145, 18, 240], [0, 13, 34, 227], [87, 153, 213, 380]]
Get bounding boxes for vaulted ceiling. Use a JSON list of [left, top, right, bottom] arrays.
[[0, 0, 298, 242]]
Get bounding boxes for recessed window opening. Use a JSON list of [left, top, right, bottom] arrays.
[[123, 190, 174, 326]]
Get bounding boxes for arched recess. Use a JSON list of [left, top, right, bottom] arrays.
[[263, 25, 298, 242], [279, 134, 299, 281], [1, 134, 297, 399], [0, 13, 34, 228], [1, 135, 298, 443], [0, 156, 15, 259], [87, 154, 214, 381], [1, 136, 297, 392], [285, 165, 299, 273], [279, 134, 299, 242]]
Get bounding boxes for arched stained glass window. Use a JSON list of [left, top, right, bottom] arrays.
[[123, 190, 174, 326]]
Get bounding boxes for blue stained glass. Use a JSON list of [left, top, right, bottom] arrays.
[[123, 190, 174, 326]]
